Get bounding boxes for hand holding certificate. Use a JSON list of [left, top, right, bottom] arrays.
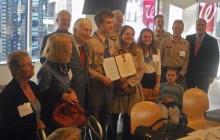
[[103, 53, 136, 81]]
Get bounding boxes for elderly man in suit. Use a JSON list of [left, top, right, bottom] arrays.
[[69, 18, 92, 114], [186, 18, 219, 93], [40, 10, 71, 64]]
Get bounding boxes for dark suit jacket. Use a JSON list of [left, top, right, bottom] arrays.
[[186, 33, 219, 80], [68, 42, 89, 109], [0, 79, 42, 140], [40, 29, 71, 64]]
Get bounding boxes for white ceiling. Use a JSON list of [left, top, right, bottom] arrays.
[[160, 0, 220, 9], [160, 0, 197, 9]]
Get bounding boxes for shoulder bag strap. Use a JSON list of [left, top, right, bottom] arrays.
[[149, 118, 169, 129]]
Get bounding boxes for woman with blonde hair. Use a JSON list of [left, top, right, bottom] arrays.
[[37, 33, 78, 135]]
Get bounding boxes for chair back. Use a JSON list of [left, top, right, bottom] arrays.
[[183, 88, 209, 122], [130, 101, 163, 134]]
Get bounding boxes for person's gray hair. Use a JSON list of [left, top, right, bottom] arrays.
[[7, 50, 29, 76], [112, 10, 123, 15], [56, 10, 71, 20], [73, 18, 91, 30]]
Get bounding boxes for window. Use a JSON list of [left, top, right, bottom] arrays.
[[0, 0, 28, 62], [0, 0, 85, 63], [125, 0, 147, 39]]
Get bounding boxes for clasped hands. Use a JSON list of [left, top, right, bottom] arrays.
[[62, 88, 78, 105], [162, 97, 174, 104], [120, 78, 132, 93]]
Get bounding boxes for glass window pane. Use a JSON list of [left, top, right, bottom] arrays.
[[31, 0, 47, 59], [0, 0, 28, 63], [125, 0, 147, 39]]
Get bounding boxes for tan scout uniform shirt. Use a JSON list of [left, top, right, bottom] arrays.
[[88, 31, 117, 80], [160, 36, 189, 75], [153, 30, 171, 48]]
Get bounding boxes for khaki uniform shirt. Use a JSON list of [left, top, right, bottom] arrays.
[[88, 31, 117, 80], [153, 30, 171, 48], [160, 36, 189, 75]]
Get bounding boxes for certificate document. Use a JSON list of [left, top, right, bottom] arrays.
[[115, 53, 136, 78], [103, 53, 136, 81], [103, 57, 120, 81]]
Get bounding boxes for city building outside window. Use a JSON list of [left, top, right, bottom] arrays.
[[0, 0, 84, 63]]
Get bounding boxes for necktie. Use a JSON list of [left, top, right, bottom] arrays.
[[79, 46, 86, 68], [194, 36, 201, 56], [104, 39, 111, 58]]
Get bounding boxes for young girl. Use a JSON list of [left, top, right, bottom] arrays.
[[159, 67, 184, 125]]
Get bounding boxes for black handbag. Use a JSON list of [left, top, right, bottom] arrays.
[[179, 112, 188, 128], [134, 118, 168, 140], [176, 111, 188, 137]]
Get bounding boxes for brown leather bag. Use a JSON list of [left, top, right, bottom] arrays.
[[142, 88, 160, 101], [52, 102, 86, 127]]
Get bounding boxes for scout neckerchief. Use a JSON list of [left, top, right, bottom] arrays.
[[144, 47, 153, 63]]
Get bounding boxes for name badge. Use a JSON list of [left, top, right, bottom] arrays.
[[17, 102, 33, 117], [152, 55, 159, 62], [179, 51, 185, 57]]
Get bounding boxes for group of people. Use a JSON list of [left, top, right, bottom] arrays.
[[0, 8, 219, 140]]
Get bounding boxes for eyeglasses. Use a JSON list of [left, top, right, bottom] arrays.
[[18, 62, 34, 67]]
